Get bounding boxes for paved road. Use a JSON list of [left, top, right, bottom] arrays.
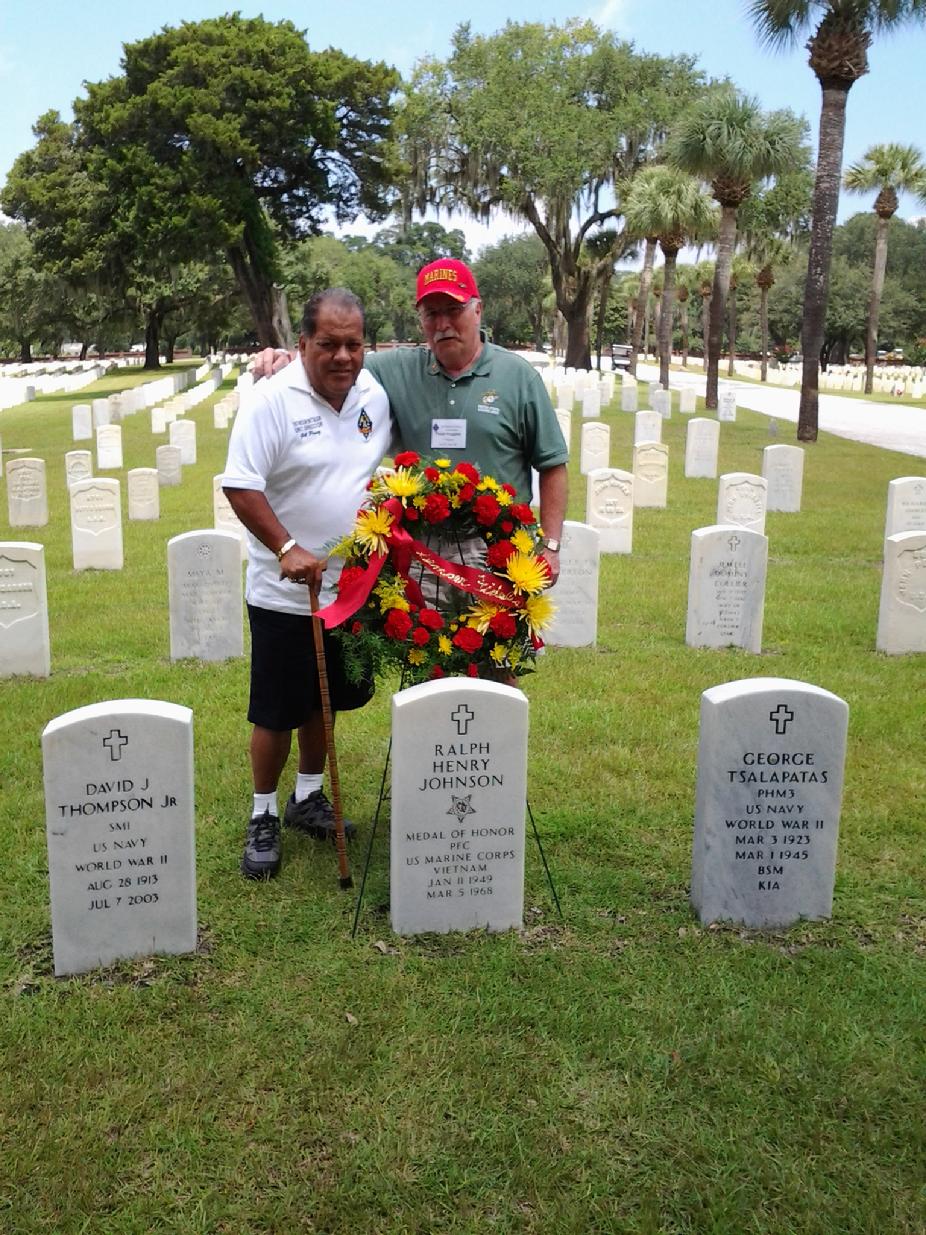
[[636, 362, 926, 461]]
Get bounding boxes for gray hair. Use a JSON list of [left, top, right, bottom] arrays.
[[300, 288, 365, 337]]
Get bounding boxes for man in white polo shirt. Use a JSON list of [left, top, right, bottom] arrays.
[[221, 288, 392, 879]]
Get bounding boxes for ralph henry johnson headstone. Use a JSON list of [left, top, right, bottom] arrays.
[[42, 699, 197, 975], [691, 678, 849, 928], [390, 679, 527, 936]]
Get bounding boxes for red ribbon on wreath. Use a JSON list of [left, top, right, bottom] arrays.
[[315, 498, 518, 630]]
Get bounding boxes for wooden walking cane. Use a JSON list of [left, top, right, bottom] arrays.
[[309, 584, 353, 889]]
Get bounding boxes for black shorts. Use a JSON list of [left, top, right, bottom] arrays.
[[247, 604, 373, 731]]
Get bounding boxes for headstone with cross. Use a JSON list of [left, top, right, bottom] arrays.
[[390, 678, 528, 936], [690, 677, 849, 928], [42, 699, 197, 975], [686, 525, 768, 652]]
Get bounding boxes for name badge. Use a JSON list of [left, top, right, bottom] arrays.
[[430, 418, 467, 450]]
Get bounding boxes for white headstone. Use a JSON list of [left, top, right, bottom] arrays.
[[557, 382, 575, 410], [213, 476, 248, 560], [6, 458, 48, 527], [96, 423, 123, 471], [717, 473, 767, 536], [620, 382, 638, 413], [70, 478, 123, 571], [554, 408, 571, 447], [92, 398, 111, 429], [579, 421, 610, 474], [633, 442, 669, 509], [156, 445, 182, 487], [65, 450, 93, 488], [691, 678, 849, 928], [42, 699, 196, 976], [647, 381, 660, 407], [390, 679, 527, 936], [686, 525, 768, 653], [884, 477, 926, 538], [763, 444, 804, 513], [72, 404, 93, 440], [169, 418, 197, 465], [585, 468, 633, 555], [168, 530, 243, 661], [581, 387, 601, 419], [685, 418, 720, 479], [680, 387, 697, 414], [0, 541, 50, 678], [151, 406, 167, 434], [127, 468, 160, 521], [652, 388, 672, 419], [717, 389, 737, 422], [545, 520, 601, 645], [877, 531, 926, 654], [634, 410, 662, 446]]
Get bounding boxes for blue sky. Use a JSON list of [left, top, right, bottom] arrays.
[[2, 0, 924, 255]]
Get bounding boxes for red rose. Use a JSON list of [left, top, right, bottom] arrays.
[[486, 540, 516, 569], [424, 466, 440, 482], [423, 493, 451, 523], [350, 621, 362, 636], [501, 483, 516, 497], [500, 520, 514, 534], [418, 608, 444, 631], [412, 626, 430, 646], [488, 611, 517, 638], [384, 609, 413, 641], [404, 505, 419, 521], [452, 627, 483, 654], [466, 663, 479, 677], [430, 665, 445, 679], [473, 494, 501, 526], [338, 565, 364, 592], [509, 503, 536, 524], [456, 462, 480, 484], [394, 451, 420, 468], [458, 482, 476, 503]]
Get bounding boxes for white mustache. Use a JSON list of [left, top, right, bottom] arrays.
[[434, 331, 459, 342]]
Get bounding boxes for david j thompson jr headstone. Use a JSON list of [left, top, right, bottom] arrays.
[[390, 679, 527, 936], [691, 678, 848, 929], [0, 541, 50, 678], [42, 699, 196, 976]]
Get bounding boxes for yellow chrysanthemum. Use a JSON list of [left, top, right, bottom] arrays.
[[507, 644, 523, 667], [354, 506, 394, 555], [496, 490, 512, 507], [412, 495, 426, 509], [464, 600, 501, 633], [408, 648, 426, 665], [382, 468, 422, 498], [489, 644, 508, 665], [522, 592, 555, 635], [374, 578, 409, 614], [510, 528, 535, 554], [437, 634, 453, 656], [477, 477, 499, 492], [505, 551, 550, 596], [435, 458, 451, 469]]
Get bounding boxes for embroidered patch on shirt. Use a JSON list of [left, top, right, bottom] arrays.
[[357, 408, 373, 440], [293, 415, 322, 440], [477, 392, 501, 415]]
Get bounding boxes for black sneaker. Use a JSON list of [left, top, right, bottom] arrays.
[[241, 810, 282, 879], [283, 790, 356, 843]]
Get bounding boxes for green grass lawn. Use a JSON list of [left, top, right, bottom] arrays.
[[1, 368, 924, 1234]]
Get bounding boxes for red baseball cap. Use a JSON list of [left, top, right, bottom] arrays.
[[416, 259, 480, 305]]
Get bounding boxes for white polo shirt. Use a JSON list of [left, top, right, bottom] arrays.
[[220, 357, 392, 615]]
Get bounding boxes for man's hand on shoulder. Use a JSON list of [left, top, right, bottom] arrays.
[[251, 348, 294, 380]]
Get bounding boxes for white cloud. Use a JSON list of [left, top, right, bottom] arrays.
[[588, 0, 632, 30]]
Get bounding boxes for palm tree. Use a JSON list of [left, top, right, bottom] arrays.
[[727, 255, 755, 376], [623, 167, 716, 387], [696, 260, 715, 366], [674, 265, 700, 367], [747, 235, 792, 381], [667, 88, 804, 408], [749, 1, 926, 439], [627, 231, 658, 377], [844, 143, 926, 392]]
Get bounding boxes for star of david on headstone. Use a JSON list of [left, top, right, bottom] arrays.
[[447, 794, 476, 821], [451, 704, 475, 736], [103, 729, 129, 761], [769, 704, 794, 735]]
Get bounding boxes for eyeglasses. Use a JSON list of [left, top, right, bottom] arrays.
[[418, 300, 474, 324]]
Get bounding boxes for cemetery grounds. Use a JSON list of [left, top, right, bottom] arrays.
[[0, 364, 923, 1234]]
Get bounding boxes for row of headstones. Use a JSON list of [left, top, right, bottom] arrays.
[[547, 500, 926, 656], [0, 527, 246, 679], [40, 673, 849, 974], [0, 364, 109, 411]]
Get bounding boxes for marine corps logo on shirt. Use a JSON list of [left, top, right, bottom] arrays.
[[357, 408, 373, 440]]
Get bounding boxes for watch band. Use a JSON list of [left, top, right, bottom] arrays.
[[276, 537, 297, 561], [542, 537, 561, 553]]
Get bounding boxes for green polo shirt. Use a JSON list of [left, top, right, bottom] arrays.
[[365, 341, 568, 504]]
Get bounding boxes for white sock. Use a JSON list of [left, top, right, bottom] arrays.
[[253, 791, 278, 819], [294, 772, 324, 802]]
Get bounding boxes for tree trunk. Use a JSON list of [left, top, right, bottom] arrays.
[[594, 269, 612, 371], [864, 213, 890, 395], [630, 238, 657, 377], [799, 82, 851, 441], [79, 341, 89, 361], [164, 334, 177, 364], [563, 302, 592, 370], [701, 293, 711, 365], [706, 204, 737, 409], [658, 247, 679, 390], [144, 310, 162, 370], [19, 340, 33, 364], [727, 287, 737, 377], [227, 241, 293, 350], [679, 295, 689, 367], [760, 286, 769, 382]]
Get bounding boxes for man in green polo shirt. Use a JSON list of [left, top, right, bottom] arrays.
[[365, 259, 568, 581]]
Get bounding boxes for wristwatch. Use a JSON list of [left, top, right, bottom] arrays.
[[542, 537, 561, 553], [276, 537, 297, 561]]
